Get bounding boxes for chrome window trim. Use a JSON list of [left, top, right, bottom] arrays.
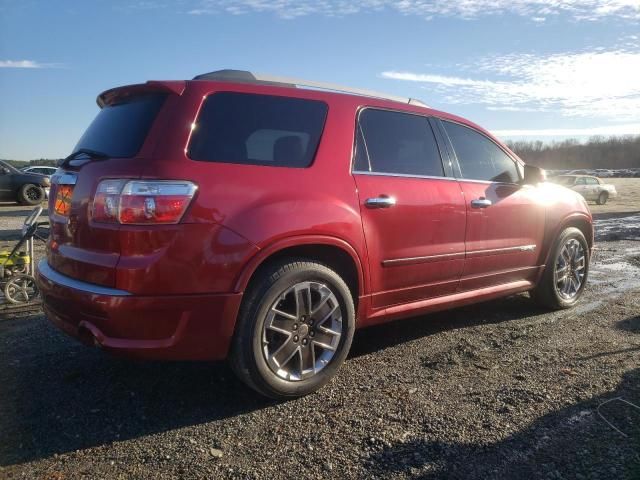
[[37, 259, 132, 297], [352, 170, 459, 182]]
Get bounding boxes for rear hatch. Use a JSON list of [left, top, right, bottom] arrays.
[[47, 83, 183, 288]]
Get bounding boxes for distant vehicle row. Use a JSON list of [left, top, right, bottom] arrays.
[[0, 160, 50, 205]]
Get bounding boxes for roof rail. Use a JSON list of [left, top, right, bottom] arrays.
[[192, 69, 429, 108]]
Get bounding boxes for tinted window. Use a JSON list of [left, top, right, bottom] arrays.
[[355, 109, 443, 177], [576, 177, 586, 185], [189, 92, 328, 168], [556, 176, 576, 185], [586, 177, 599, 185], [443, 121, 519, 183], [75, 94, 166, 158]]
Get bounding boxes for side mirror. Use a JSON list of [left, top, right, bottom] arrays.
[[523, 164, 546, 185], [0, 167, 10, 175]]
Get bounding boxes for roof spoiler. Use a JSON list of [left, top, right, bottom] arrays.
[[192, 69, 429, 107], [97, 81, 186, 108]]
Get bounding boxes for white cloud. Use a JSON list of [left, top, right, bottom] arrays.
[[0, 59, 59, 68], [185, 0, 640, 20], [381, 48, 640, 121], [493, 123, 640, 137]]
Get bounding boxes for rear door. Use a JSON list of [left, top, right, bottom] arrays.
[[438, 119, 545, 291], [585, 177, 600, 200], [572, 176, 588, 199], [353, 109, 466, 308]]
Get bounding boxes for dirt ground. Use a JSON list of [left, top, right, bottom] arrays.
[[589, 178, 640, 215], [0, 183, 639, 479]]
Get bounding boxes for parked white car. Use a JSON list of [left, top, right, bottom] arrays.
[[552, 175, 617, 205], [20, 166, 58, 178]]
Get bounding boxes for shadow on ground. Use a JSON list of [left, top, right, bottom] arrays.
[[0, 294, 544, 466], [362, 367, 640, 479]]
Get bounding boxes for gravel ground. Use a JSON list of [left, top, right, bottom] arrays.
[[0, 205, 639, 479]]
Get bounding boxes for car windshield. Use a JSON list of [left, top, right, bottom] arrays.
[[0, 160, 18, 173]]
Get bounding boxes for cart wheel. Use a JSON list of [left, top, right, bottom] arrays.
[[4, 275, 39, 304]]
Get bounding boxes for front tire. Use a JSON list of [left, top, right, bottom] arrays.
[[18, 184, 45, 205], [229, 259, 355, 399], [532, 227, 589, 309], [597, 191, 608, 205]]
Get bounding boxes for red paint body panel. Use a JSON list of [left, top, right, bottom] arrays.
[[353, 175, 466, 308], [457, 181, 546, 290], [37, 77, 593, 360]]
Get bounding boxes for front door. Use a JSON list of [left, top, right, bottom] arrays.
[[353, 108, 466, 309], [0, 165, 13, 201], [439, 120, 545, 291]]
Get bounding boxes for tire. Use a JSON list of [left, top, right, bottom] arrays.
[[4, 274, 39, 304], [229, 259, 355, 399], [18, 184, 45, 205], [531, 227, 589, 310], [597, 191, 608, 205]]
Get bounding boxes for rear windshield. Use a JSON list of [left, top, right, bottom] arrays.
[[188, 92, 328, 168], [74, 94, 166, 158]]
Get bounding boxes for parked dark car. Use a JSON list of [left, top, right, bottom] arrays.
[[37, 70, 593, 399], [0, 160, 50, 205]]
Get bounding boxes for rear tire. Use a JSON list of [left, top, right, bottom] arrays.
[[597, 191, 608, 205], [18, 184, 44, 205], [229, 259, 355, 399], [531, 227, 589, 310]]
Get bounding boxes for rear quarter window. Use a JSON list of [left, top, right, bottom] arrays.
[[188, 92, 328, 168]]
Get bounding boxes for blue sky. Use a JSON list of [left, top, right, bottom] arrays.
[[1, 0, 639, 160]]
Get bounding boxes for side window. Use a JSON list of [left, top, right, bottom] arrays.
[[355, 109, 444, 177], [586, 177, 599, 185], [442, 121, 520, 183], [576, 177, 587, 185], [188, 92, 328, 168]]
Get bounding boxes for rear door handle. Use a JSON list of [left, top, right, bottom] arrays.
[[471, 198, 492, 208], [365, 196, 396, 209]]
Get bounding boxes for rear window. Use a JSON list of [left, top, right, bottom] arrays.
[[74, 94, 166, 158], [188, 92, 328, 168]]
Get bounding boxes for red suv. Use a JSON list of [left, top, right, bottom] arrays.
[[37, 70, 593, 398]]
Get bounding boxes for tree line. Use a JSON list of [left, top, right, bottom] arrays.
[[1, 159, 59, 169], [506, 135, 640, 170]]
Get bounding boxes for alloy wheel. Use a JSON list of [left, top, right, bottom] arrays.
[[262, 281, 342, 381], [554, 238, 586, 300]]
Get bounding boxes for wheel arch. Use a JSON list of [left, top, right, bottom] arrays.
[[542, 213, 594, 266], [234, 236, 367, 303]]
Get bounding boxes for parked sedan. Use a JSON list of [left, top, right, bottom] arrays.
[[0, 160, 50, 205], [552, 175, 617, 205]]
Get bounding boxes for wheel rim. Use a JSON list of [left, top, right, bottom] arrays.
[[554, 238, 586, 300], [262, 281, 343, 381], [26, 186, 42, 202], [5, 275, 39, 304]]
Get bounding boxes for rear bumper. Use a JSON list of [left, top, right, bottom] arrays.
[[36, 259, 242, 360]]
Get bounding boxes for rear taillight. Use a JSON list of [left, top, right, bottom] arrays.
[[92, 180, 197, 224]]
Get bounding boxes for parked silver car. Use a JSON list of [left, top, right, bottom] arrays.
[[552, 175, 617, 205]]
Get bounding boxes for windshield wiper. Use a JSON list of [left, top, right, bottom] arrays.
[[65, 148, 110, 161]]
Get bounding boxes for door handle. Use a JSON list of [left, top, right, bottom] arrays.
[[365, 196, 396, 209], [471, 198, 492, 208]]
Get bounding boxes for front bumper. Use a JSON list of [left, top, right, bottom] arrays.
[[36, 259, 242, 360]]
